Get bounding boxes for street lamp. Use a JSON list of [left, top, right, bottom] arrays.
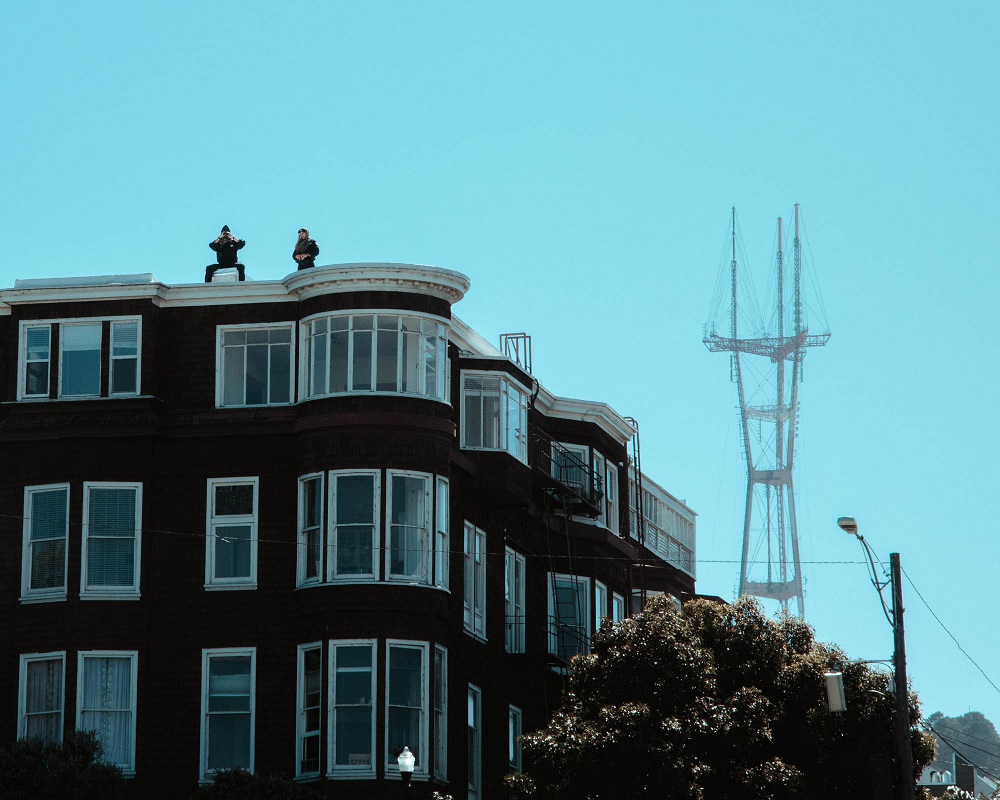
[[397, 746, 415, 791], [838, 516, 915, 800]]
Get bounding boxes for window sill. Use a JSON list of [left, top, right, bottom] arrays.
[[463, 629, 488, 644], [81, 592, 141, 601], [325, 771, 377, 780], [19, 593, 68, 604], [204, 583, 258, 591]]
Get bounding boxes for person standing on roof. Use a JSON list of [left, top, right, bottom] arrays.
[[206, 225, 246, 282], [293, 228, 319, 270]]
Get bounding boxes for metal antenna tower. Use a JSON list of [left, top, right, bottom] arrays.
[[704, 205, 830, 616]]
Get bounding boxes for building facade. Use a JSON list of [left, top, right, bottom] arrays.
[[0, 264, 696, 799]]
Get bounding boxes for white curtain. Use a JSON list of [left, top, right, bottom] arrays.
[[80, 656, 131, 766]]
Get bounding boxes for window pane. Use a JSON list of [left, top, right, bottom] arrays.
[[223, 346, 245, 406], [310, 327, 329, 396], [25, 658, 63, 743], [26, 362, 49, 396], [111, 321, 138, 356], [61, 324, 101, 396], [329, 329, 348, 393], [215, 485, 254, 516], [269, 342, 291, 403], [80, 656, 132, 768], [335, 708, 372, 765], [376, 326, 398, 392], [245, 344, 268, 405], [352, 329, 372, 391], [214, 525, 252, 579], [87, 488, 137, 588], [110, 359, 138, 395]]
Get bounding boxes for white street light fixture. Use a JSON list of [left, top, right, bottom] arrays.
[[397, 746, 415, 791]]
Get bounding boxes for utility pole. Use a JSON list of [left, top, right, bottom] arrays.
[[891, 553, 915, 800]]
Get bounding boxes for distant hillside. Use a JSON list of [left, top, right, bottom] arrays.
[[927, 711, 1000, 776]]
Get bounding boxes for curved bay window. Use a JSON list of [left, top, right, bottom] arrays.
[[304, 313, 449, 402]]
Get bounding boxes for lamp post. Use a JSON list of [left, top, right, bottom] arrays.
[[838, 516, 915, 800], [397, 746, 415, 792]]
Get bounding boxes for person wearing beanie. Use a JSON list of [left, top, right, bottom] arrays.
[[292, 228, 319, 271], [206, 225, 246, 282]]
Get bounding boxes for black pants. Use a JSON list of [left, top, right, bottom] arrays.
[[205, 263, 245, 282]]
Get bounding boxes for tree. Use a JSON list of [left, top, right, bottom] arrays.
[[0, 730, 125, 800], [188, 769, 323, 800], [508, 596, 935, 800]]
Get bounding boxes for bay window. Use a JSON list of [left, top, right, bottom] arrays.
[[304, 312, 448, 402], [386, 641, 428, 777], [331, 471, 379, 580], [329, 640, 376, 775], [461, 372, 529, 463]]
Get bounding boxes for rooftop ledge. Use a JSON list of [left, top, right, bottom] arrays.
[[1, 263, 471, 308]]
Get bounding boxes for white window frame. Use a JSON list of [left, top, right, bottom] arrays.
[[329, 470, 381, 582], [297, 472, 325, 587], [18, 651, 66, 742], [468, 683, 482, 800], [301, 311, 450, 403], [328, 639, 377, 778], [216, 322, 296, 408], [605, 461, 620, 534], [81, 481, 142, 599], [296, 642, 323, 779], [200, 647, 256, 781], [463, 523, 487, 640], [21, 484, 70, 603], [109, 319, 140, 397], [385, 471, 432, 585], [385, 639, 430, 780], [434, 477, 450, 590], [508, 704, 523, 774], [17, 317, 142, 401], [460, 371, 530, 464], [612, 591, 626, 625], [548, 573, 591, 661], [505, 547, 526, 653], [595, 580, 609, 631], [433, 645, 448, 781], [76, 650, 138, 776], [594, 451, 607, 525], [551, 442, 591, 496], [204, 477, 258, 590]]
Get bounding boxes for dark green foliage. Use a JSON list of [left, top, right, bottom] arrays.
[[188, 769, 323, 800], [926, 710, 1000, 775], [0, 730, 125, 800], [508, 596, 936, 800]]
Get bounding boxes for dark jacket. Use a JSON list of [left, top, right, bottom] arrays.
[[293, 239, 319, 270], [210, 238, 245, 266]]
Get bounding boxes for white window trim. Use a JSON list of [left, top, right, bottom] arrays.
[[605, 461, 620, 535], [468, 683, 482, 800], [299, 309, 451, 404], [433, 645, 448, 781], [297, 472, 325, 587], [215, 322, 296, 408], [18, 651, 66, 742], [434, 477, 450, 591], [327, 639, 377, 779], [508, 704, 523, 775], [109, 319, 141, 397], [17, 316, 142, 401], [547, 572, 591, 660], [463, 522, 487, 641], [328, 470, 381, 583], [593, 451, 607, 526], [21, 483, 70, 603], [296, 642, 323, 779], [76, 650, 138, 776], [505, 547, 526, 654], [200, 647, 256, 782], [385, 471, 432, 585], [595, 580, 609, 632], [204, 477, 259, 590], [385, 639, 430, 780], [81, 481, 142, 600], [612, 591, 626, 625], [20, 323, 52, 399], [459, 370, 530, 464]]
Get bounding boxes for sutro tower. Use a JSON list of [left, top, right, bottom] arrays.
[[704, 205, 830, 617]]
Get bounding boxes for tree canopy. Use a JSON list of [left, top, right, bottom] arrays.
[[508, 596, 935, 800], [0, 730, 125, 800]]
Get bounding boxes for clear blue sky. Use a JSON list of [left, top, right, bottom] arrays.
[[4, 1, 999, 734]]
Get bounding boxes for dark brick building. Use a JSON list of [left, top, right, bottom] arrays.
[[0, 264, 696, 799]]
